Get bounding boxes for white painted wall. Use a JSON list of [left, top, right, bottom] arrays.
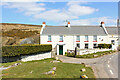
[[40, 34, 118, 55], [21, 52, 51, 62], [78, 49, 112, 55]]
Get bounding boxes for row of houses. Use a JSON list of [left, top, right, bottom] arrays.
[[40, 21, 119, 55]]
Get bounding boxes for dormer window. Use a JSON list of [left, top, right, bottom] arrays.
[[76, 35, 80, 42], [59, 35, 63, 42]]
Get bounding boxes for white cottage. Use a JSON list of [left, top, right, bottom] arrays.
[[40, 22, 119, 55]]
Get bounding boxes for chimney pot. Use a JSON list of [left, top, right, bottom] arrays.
[[68, 22, 70, 24], [43, 22, 46, 24], [101, 22, 104, 24], [100, 21, 108, 35], [67, 21, 70, 28]]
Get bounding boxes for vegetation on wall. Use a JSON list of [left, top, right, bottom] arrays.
[[65, 50, 116, 58], [75, 50, 116, 58], [2, 44, 52, 57], [98, 44, 112, 49]]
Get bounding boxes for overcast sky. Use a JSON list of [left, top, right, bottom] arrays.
[[1, 1, 118, 26]]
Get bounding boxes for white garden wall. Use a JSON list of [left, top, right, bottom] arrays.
[[77, 49, 112, 55], [21, 52, 51, 62]]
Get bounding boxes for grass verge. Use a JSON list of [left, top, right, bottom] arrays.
[[75, 50, 116, 58], [2, 58, 95, 78], [66, 50, 116, 58]]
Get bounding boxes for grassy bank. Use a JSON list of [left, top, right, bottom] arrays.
[[2, 58, 95, 78]]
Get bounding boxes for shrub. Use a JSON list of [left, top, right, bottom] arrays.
[[98, 44, 112, 49], [65, 52, 75, 57], [2, 44, 52, 57]]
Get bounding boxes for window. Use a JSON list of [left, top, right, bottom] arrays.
[[85, 43, 88, 49], [85, 35, 88, 41], [76, 35, 80, 41], [111, 40, 115, 45], [60, 35, 63, 42], [48, 35, 51, 41], [93, 44, 97, 48], [93, 35, 97, 41], [76, 43, 80, 48]]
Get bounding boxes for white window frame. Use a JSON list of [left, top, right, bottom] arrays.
[[48, 35, 51, 41], [85, 35, 88, 41], [60, 35, 63, 41], [93, 35, 97, 41], [76, 35, 80, 41]]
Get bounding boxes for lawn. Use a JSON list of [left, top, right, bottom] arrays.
[[2, 58, 95, 78]]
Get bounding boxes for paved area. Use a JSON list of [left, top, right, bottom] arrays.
[[56, 52, 119, 78]]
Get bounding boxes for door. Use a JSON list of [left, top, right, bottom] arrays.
[[59, 45, 63, 55]]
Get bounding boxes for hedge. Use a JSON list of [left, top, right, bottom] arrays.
[[2, 44, 52, 57], [98, 44, 112, 49]]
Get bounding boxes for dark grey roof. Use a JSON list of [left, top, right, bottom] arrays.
[[42, 26, 107, 35], [105, 27, 118, 35]]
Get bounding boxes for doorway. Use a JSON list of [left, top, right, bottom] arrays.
[[59, 45, 63, 55]]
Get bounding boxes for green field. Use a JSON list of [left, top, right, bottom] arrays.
[[2, 58, 95, 78]]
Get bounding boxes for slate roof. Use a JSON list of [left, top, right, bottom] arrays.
[[105, 27, 118, 35], [42, 26, 107, 35]]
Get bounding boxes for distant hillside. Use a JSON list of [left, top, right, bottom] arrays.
[[1, 23, 42, 32], [1, 23, 42, 46]]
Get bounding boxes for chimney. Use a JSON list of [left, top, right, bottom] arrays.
[[101, 22, 105, 26], [101, 21, 108, 35], [40, 22, 46, 34], [42, 22, 46, 29], [67, 22, 70, 28]]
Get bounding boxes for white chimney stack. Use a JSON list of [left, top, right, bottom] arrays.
[[42, 22, 46, 29], [101, 22, 105, 27], [40, 22, 46, 34], [101, 22, 108, 35], [67, 22, 70, 28]]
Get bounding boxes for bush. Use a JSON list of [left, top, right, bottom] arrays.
[[2, 44, 52, 57], [65, 52, 75, 57], [98, 44, 112, 49]]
